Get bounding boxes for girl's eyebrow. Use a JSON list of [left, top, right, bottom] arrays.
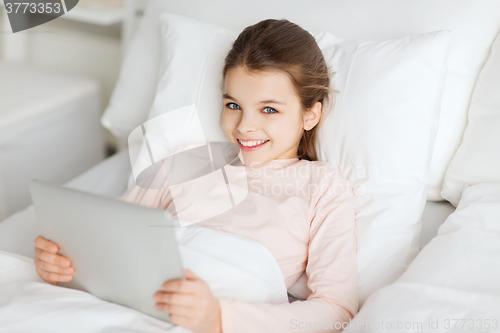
[[223, 93, 286, 105]]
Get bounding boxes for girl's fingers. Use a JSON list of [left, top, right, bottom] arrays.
[[168, 314, 192, 328], [154, 291, 196, 307], [156, 302, 192, 317], [183, 269, 199, 280], [46, 271, 73, 283], [33, 236, 74, 285], [34, 247, 72, 267], [34, 235, 58, 253], [34, 256, 74, 275], [160, 279, 199, 294], [35, 266, 73, 283]]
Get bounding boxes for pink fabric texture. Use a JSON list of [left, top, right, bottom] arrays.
[[117, 157, 358, 332]]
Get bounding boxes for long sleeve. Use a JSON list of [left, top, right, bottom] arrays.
[[218, 170, 358, 333], [116, 161, 174, 210]]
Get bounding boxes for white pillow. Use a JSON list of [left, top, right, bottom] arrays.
[[101, 0, 500, 202], [127, 13, 450, 306], [124, 14, 237, 190], [441, 31, 500, 207], [100, 1, 163, 139], [399, 181, 500, 294], [147, 16, 236, 144], [315, 30, 450, 305]]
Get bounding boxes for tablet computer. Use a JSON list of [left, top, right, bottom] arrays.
[[29, 179, 184, 323]]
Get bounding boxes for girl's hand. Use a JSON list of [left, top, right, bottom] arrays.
[[153, 269, 222, 333], [34, 235, 74, 285]]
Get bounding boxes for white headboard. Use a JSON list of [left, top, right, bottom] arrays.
[[124, 0, 453, 43]]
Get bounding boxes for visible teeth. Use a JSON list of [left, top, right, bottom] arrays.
[[238, 139, 268, 147]]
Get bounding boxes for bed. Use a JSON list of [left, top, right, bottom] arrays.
[[1, 0, 500, 332], [0, 149, 456, 332]]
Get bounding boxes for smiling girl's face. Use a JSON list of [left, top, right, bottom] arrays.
[[222, 66, 319, 167]]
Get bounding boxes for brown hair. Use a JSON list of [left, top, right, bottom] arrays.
[[221, 19, 336, 161]]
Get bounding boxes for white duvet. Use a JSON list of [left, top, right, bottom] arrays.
[[0, 225, 288, 333], [344, 182, 500, 332]]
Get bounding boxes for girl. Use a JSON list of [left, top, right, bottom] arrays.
[[34, 19, 358, 333]]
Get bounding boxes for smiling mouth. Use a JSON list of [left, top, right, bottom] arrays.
[[237, 139, 270, 147]]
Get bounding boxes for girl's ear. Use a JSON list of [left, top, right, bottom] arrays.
[[303, 101, 322, 131]]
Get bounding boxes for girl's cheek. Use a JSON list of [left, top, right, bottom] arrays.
[[222, 114, 237, 130]]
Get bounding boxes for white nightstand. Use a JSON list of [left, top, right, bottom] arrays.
[[0, 62, 105, 221]]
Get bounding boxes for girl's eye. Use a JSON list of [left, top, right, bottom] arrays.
[[226, 102, 240, 110], [225, 103, 277, 114], [263, 107, 278, 114]]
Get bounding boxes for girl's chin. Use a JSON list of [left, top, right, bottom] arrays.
[[239, 155, 270, 168]]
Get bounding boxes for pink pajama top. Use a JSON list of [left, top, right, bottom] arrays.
[[117, 157, 358, 332]]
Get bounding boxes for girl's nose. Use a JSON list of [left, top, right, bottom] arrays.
[[236, 110, 259, 134]]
